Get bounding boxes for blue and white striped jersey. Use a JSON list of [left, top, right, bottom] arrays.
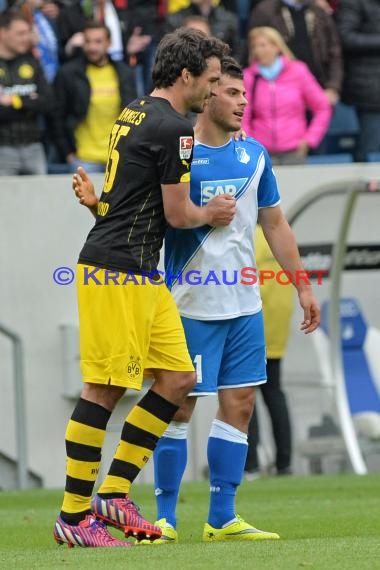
[[165, 137, 280, 320]]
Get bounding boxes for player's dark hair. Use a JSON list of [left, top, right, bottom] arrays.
[[152, 27, 229, 88], [220, 56, 243, 81], [83, 21, 111, 40], [0, 11, 29, 29]]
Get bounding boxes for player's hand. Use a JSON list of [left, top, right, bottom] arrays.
[[298, 289, 320, 334], [205, 194, 236, 226], [72, 166, 98, 209]]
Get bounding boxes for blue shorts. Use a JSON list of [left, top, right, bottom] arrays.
[[181, 312, 267, 396]]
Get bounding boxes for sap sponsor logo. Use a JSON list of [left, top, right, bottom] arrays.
[[201, 178, 247, 204], [235, 146, 250, 164], [192, 158, 210, 166]]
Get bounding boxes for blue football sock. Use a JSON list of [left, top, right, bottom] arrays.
[[207, 419, 248, 528], [153, 422, 188, 529]]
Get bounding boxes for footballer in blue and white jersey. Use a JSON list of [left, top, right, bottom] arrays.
[[73, 58, 319, 540], [165, 137, 280, 321]]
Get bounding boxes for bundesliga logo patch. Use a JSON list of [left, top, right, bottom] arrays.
[[179, 136, 193, 159]]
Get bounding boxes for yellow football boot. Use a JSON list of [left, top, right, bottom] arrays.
[[138, 518, 178, 545], [203, 515, 280, 542]]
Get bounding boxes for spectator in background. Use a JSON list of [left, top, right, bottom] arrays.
[[124, 1, 168, 96], [7, 1, 86, 64], [15, 1, 62, 168], [81, 0, 127, 62], [0, 11, 54, 174], [54, 1, 163, 97], [56, 0, 128, 63], [168, 0, 188, 11], [242, 26, 331, 165], [337, 0, 380, 162], [167, 0, 242, 62], [54, 0, 87, 62], [247, 0, 339, 13], [19, 0, 60, 82], [245, 225, 294, 478], [52, 21, 136, 172], [182, 13, 211, 35], [249, 0, 343, 106], [219, 0, 257, 36], [316, 0, 339, 13]]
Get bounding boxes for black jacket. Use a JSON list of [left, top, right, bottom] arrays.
[[52, 55, 137, 159], [337, 0, 380, 111], [166, 5, 241, 61], [0, 53, 54, 146]]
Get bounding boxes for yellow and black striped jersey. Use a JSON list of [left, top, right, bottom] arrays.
[[79, 96, 193, 274]]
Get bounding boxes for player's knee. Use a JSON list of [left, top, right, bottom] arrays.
[[235, 391, 255, 426], [173, 407, 192, 422], [81, 382, 125, 411], [167, 370, 197, 400], [240, 403, 254, 426], [152, 370, 196, 406], [180, 370, 197, 395], [173, 396, 196, 422], [170, 371, 196, 403]]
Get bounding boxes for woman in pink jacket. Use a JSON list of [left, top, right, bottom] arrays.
[[242, 26, 332, 165]]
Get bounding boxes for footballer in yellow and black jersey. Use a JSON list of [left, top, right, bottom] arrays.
[[79, 95, 194, 274]]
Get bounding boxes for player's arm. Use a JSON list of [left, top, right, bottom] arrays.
[[258, 205, 320, 334], [162, 182, 236, 228], [158, 118, 236, 227], [72, 166, 99, 218]]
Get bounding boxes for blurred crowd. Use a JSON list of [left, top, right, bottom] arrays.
[[0, 0, 379, 175]]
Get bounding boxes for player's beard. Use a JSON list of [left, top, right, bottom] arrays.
[[87, 54, 108, 66], [189, 101, 206, 114], [210, 107, 240, 132]]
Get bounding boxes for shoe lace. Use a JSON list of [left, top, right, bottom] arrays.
[[89, 518, 117, 543], [114, 497, 141, 513]]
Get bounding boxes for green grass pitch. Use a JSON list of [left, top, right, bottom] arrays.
[[0, 474, 379, 570]]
